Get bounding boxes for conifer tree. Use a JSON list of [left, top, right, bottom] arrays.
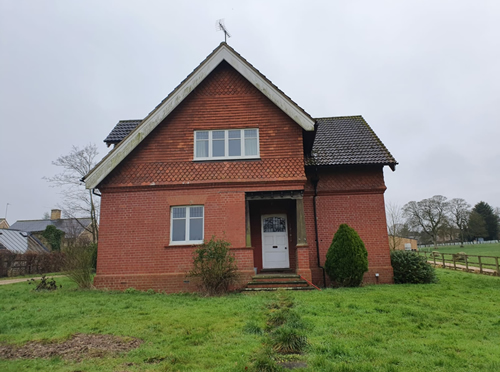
[[325, 224, 368, 287]]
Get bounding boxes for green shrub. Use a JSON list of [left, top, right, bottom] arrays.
[[63, 241, 95, 289], [390, 250, 438, 284], [188, 236, 239, 296], [324, 224, 368, 287]]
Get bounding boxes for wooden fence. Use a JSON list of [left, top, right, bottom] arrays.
[[0, 252, 64, 277], [420, 251, 500, 276]]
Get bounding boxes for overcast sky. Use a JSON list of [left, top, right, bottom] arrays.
[[1, 0, 499, 224]]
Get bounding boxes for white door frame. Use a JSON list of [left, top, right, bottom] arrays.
[[261, 214, 290, 269]]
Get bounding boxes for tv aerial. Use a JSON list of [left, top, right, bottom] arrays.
[[216, 19, 231, 43]]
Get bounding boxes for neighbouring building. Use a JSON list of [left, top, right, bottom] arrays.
[[0, 229, 49, 254], [84, 43, 397, 292], [10, 209, 93, 248]]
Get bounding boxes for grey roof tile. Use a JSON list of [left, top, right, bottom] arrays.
[[306, 116, 397, 168], [104, 120, 141, 145]]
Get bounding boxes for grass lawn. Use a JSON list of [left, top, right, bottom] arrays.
[[1, 270, 500, 371]]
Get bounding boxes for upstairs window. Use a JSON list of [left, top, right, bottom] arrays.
[[194, 129, 259, 160]]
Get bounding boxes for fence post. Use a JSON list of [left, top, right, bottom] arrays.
[[442, 253, 446, 268], [453, 254, 456, 270], [495, 257, 499, 276], [478, 256, 482, 274], [465, 255, 469, 272], [433, 253, 437, 267]]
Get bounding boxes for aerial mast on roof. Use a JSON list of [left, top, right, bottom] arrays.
[[216, 19, 231, 43]]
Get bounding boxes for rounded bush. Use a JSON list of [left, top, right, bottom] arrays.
[[390, 250, 438, 284], [324, 224, 369, 287]]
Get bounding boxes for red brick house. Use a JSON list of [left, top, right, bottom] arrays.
[[84, 43, 397, 292]]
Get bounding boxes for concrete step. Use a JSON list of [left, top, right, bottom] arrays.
[[242, 286, 315, 292], [252, 274, 300, 280]]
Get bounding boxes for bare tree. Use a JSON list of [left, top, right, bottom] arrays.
[[403, 195, 449, 249], [44, 144, 99, 244], [386, 203, 405, 250], [448, 198, 471, 246]]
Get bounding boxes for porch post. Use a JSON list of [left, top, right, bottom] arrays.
[[295, 197, 312, 281], [296, 198, 307, 246], [245, 200, 251, 247]]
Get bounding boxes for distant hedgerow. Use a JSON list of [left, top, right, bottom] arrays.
[[391, 250, 438, 284]]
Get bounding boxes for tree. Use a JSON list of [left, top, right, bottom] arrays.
[[386, 203, 406, 250], [44, 144, 99, 244], [467, 211, 487, 240], [448, 198, 471, 246], [472, 202, 499, 241], [403, 195, 449, 249], [324, 224, 368, 287]]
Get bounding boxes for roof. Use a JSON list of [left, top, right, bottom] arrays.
[[10, 218, 92, 237], [104, 120, 141, 146], [0, 229, 49, 254], [305, 116, 397, 170], [84, 42, 316, 189]]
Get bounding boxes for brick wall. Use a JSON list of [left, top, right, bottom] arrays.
[[304, 166, 394, 286]]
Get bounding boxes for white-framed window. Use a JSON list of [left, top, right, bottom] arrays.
[[194, 129, 259, 160], [170, 206, 204, 245]]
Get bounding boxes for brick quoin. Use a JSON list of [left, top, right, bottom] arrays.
[[94, 61, 394, 292]]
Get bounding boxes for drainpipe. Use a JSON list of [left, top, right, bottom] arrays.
[[312, 169, 327, 288]]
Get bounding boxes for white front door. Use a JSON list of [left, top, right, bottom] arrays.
[[262, 214, 289, 269]]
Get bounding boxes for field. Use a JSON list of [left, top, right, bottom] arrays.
[[1, 270, 500, 371], [419, 242, 500, 267]]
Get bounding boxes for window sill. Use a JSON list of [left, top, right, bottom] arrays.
[[165, 243, 203, 248], [193, 157, 261, 163]]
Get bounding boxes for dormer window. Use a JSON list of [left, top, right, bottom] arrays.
[[194, 129, 259, 160]]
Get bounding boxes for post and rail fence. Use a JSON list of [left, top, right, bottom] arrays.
[[420, 251, 500, 276]]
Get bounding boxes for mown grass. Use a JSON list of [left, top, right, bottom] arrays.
[[419, 243, 500, 266], [1, 270, 500, 371]]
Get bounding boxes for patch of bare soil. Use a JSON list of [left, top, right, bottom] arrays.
[[0, 333, 142, 361]]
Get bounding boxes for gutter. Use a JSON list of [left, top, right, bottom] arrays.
[[312, 168, 327, 287]]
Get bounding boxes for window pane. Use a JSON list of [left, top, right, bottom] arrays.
[[196, 140, 208, 157], [190, 206, 203, 218], [244, 129, 257, 138], [172, 207, 186, 218], [212, 131, 225, 139], [228, 130, 241, 139], [213, 140, 225, 157], [189, 218, 203, 241], [172, 219, 186, 241], [263, 217, 286, 232], [229, 139, 241, 156], [196, 131, 209, 140], [245, 138, 258, 156]]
